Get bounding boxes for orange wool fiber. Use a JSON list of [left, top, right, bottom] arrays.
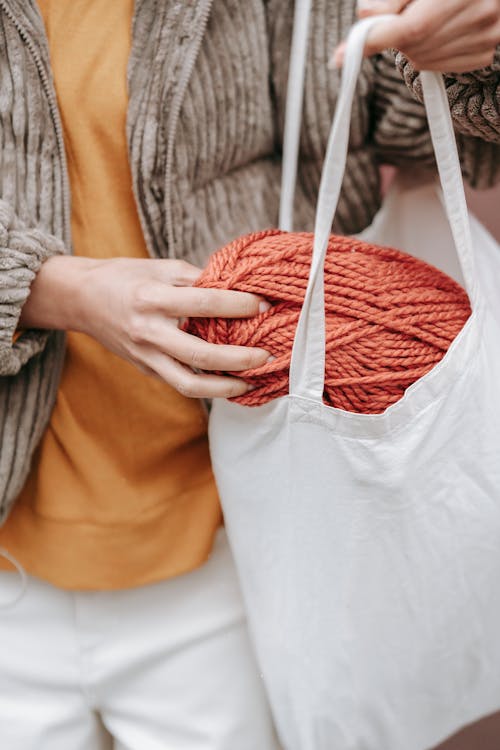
[[185, 229, 471, 413]]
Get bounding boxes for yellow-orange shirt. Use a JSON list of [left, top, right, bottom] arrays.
[[0, 0, 222, 589]]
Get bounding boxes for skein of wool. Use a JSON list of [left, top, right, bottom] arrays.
[[185, 229, 471, 414]]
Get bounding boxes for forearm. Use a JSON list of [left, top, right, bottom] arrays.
[[19, 255, 100, 332]]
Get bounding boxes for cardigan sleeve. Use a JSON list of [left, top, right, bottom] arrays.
[[370, 50, 500, 189], [395, 47, 500, 143], [0, 199, 65, 377]]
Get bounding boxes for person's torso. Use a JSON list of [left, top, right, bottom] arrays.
[[0, 0, 429, 520], [0, 0, 221, 589]]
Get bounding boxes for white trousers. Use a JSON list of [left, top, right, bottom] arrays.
[[0, 530, 280, 750]]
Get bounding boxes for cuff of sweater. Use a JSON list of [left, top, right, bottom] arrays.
[[395, 46, 500, 143], [0, 201, 66, 376]]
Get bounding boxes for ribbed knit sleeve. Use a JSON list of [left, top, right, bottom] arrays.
[[371, 51, 500, 189], [396, 48, 500, 143], [0, 199, 65, 377]]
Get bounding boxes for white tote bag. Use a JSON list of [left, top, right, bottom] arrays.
[[209, 15, 500, 750]]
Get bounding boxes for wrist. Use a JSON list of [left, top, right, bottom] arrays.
[[19, 255, 103, 332]]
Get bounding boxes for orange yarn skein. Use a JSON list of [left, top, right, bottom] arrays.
[[185, 229, 471, 414]]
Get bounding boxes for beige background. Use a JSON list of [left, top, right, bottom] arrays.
[[466, 185, 500, 242]]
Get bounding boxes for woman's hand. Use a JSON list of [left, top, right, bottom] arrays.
[[332, 0, 500, 72], [19, 255, 271, 399]]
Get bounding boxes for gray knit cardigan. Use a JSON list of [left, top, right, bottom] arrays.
[[0, 0, 499, 521]]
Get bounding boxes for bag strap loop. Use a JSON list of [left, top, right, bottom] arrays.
[[287, 15, 478, 402]]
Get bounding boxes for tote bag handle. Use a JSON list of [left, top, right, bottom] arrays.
[[279, 0, 312, 232], [286, 15, 478, 403]]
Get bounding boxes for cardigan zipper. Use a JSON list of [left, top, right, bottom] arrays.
[[163, 0, 214, 259], [0, 2, 72, 249]]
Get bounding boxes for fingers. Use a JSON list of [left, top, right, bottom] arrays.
[[133, 281, 270, 319], [173, 287, 271, 318], [331, 16, 408, 66], [397, 27, 498, 60], [362, 0, 500, 59], [140, 347, 251, 399], [407, 51, 497, 72], [146, 259, 202, 286], [157, 327, 271, 373], [332, 0, 500, 72], [362, 14, 499, 71], [357, 0, 411, 16], [361, 15, 426, 57], [330, 14, 411, 67]]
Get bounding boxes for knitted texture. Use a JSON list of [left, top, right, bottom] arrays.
[[0, 200, 65, 376], [185, 230, 471, 413]]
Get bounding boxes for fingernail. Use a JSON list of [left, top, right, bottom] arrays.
[[246, 384, 256, 392], [267, 355, 276, 363], [259, 300, 271, 313]]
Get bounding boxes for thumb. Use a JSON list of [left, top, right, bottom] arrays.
[[363, 15, 410, 56]]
